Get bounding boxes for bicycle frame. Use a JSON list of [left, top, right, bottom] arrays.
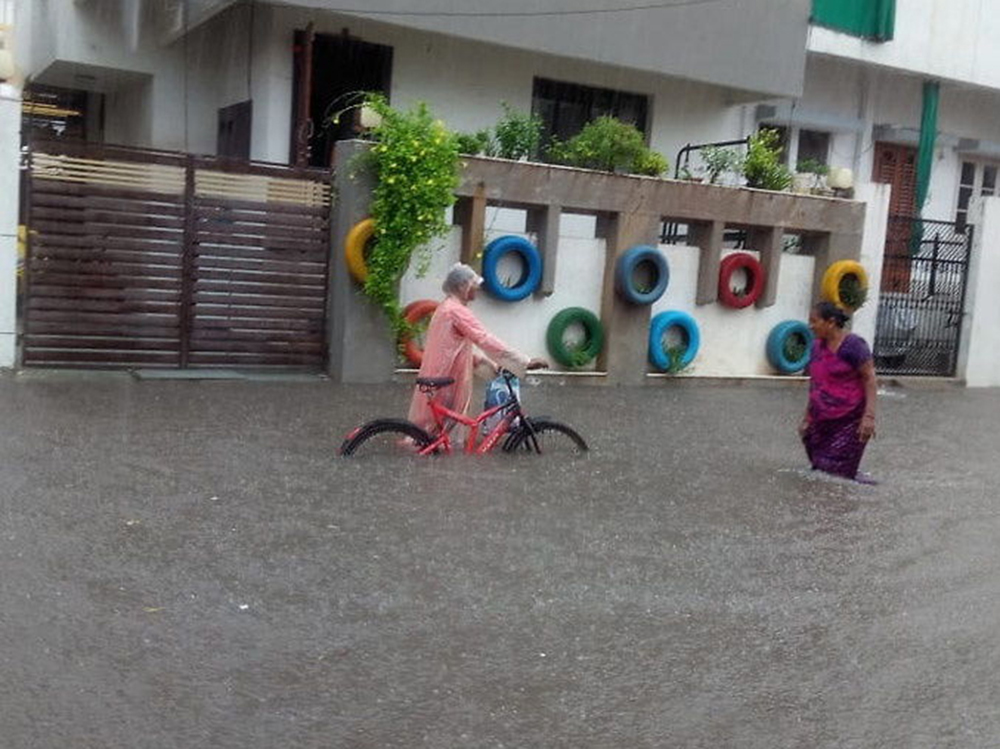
[[419, 375, 523, 456]]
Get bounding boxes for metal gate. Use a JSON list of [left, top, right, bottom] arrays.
[[22, 141, 332, 370], [873, 216, 972, 376]]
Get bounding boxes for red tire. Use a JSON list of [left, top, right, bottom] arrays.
[[401, 299, 438, 367], [718, 252, 765, 309]]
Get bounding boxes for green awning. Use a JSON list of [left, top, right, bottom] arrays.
[[812, 0, 895, 41], [916, 81, 939, 213]]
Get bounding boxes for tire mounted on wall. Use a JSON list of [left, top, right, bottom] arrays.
[[648, 310, 700, 371], [766, 320, 814, 374], [615, 245, 669, 305], [400, 299, 438, 367], [482, 235, 543, 301], [821, 260, 869, 310], [546, 307, 604, 368], [717, 252, 765, 308], [344, 218, 375, 284]]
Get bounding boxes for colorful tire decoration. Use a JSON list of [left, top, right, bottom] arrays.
[[546, 307, 604, 369], [648, 310, 700, 372], [717, 252, 765, 308], [344, 218, 375, 284], [482, 235, 543, 301], [821, 260, 869, 310], [616, 245, 669, 305], [400, 299, 438, 367], [766, 320, 813, 374]]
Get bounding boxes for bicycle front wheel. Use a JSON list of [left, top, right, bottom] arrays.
[[339, 419, 434, 457], [503, 417, 588, 455]]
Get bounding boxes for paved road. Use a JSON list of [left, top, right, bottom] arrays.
[[1, 372, 999, 748]]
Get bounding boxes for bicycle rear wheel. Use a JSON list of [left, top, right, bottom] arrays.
[[339, 419, 434, 457], [503, 417, 588, 455]]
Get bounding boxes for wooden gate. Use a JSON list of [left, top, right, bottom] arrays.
[[22, 141, 332, 370]]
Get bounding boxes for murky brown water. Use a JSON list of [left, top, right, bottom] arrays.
[[2, 372, 998, 748]]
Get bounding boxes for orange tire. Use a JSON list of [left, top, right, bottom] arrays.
[[401, 299, 438, 367]]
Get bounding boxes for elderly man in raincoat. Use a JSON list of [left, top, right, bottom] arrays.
[[407, 263, 548, 435]]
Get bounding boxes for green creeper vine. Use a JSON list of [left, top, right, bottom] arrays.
[[352, 94, 460, 336]]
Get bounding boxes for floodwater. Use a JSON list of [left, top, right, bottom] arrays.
[[2, 372, 999, 748]]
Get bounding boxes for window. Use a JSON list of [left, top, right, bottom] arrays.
[[532, 78, 649, 147], [956, 161, 998, 229], [796, 129, 830, 167], [812, 0, 895, 41], [22, 85, 103, 142]]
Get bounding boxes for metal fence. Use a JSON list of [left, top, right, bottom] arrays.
[[873, 216, 972, 377]]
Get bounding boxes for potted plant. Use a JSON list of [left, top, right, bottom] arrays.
[[700, 145, 743, 185], [741, 129, 792, 191], [795, 158, 830, 194]]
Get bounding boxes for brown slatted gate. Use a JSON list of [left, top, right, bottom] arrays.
[[23, 142, 332, 370]]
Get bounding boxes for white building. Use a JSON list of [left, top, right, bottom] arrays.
[[2, 0, 999, 383]]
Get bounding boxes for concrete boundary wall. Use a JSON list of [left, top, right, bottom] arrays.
[[959, 197, 1000, 387], [328, 141, 870, 385]]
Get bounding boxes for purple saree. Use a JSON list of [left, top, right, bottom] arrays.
[[802, 334, 872, 479]]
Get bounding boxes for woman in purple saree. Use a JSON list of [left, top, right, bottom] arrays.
[[799, 302, 878, 481]]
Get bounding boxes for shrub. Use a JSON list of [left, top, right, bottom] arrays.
[[742, 129, 792, 191], [548, 117, 668, 176]]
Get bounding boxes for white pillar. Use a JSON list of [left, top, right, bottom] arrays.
[[850, 181, 891, 347], [958, 197, 1000, 387], [0, 82, 20, 368]]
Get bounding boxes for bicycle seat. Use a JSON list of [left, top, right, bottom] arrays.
[[416, 376, 455, 389]]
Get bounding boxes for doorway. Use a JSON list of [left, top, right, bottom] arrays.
[[291, 29, 393, 168]]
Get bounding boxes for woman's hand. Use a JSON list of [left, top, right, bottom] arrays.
[[798, 416, 810, 439], [858, 412, 876, 442], [526, 357, 549, 370]]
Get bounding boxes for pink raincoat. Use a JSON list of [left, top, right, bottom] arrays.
[[407, 295, 529, 434]]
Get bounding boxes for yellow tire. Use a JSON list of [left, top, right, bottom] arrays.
[[344, 218, 375, 284], [821, 260, 868, 310]]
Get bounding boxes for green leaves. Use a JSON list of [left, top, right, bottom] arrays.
[[547, 117, 668, 177], [742, 129, 793, 191], [362, 95, 460, 337]]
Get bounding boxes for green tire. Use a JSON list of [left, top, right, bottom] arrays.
[[546, 307, 604, 369]]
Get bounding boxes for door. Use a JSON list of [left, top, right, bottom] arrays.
[[291, 30, 393, 168], [873, 142, 917, 291]]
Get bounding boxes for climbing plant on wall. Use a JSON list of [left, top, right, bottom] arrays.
[[355, 94, 460, 336]]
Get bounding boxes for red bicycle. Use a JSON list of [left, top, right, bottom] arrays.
[[339, 369, 588, 457]]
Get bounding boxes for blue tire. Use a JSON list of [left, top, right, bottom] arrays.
[[766, 320, 813, 374], [482, 235, 543, 302], [649, 310, 700, 371], [616, 245, 669, 305]]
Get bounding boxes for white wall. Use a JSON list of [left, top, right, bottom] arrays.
[[958, 197, 1000, 387], [850, 183, 892, 346], [650, 247, 815, 377], [242, 4, 747, 166], [399, 224, 606, 372], [808, 0, 1000, 91], [398, 224, 832, 379], [286, 0, 811, 100], [0, 83, 19, 367]]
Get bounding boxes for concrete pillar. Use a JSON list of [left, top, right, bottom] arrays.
[[326, 140, 396, 383], [746, 226, 782, 308], [850, 182, 890, 346], [596, 210, 661, 385], [454, 183, 486, 267], [526, 203, 560, 296], [0, 83, 20, 368], [691, 220, 725, 305], [958, 197, 1000, 387]]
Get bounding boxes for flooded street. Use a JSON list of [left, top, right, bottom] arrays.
[[2, 373, 999, 748]]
